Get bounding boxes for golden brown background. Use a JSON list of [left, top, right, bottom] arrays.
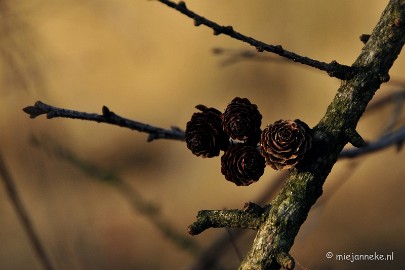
[[1, 1, 404, 269]]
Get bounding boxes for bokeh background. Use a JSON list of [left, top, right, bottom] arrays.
[[1, 1, 404, 269]]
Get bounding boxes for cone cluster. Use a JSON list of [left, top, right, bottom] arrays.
[[185, 97, 312, 186]]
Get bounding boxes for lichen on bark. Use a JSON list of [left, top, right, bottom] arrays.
[[238, 1, 405, 269]]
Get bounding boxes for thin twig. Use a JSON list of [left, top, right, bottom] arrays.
[[339, 126, 405, 158], [0, 152, 54, 270], [23, 101, 185, 142], [24, 99, 405, 160], [155, 0, 354, 80]]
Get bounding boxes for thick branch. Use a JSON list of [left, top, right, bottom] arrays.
[[156, 0, 353, 79], [21, 1, 405, 269], [239, 1, 405, 269], [23, 101, 185, 142]]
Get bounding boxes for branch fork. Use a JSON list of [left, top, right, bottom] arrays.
[[345, 128, 367, 148]]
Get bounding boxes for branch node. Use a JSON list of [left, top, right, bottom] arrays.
[[394, 17, 403, 27], [213, 25, 234, 36], [176, 1, 187, 11], [345, 128, 367, 148], [378, 73, 391, 83], [276, 252, 295, 270], [256, 46, 264, 52], [327, 61, 355, 80], [243, 202, 264, 216], [193, 18, 202, 26], [274, 45, 283, 53], [102, 105, 112, 117], [22, 101, 49, 119], [359, 34, 370, 44]]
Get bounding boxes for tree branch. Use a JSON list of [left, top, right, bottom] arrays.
[[188, 203, 271, 235], [0, 152, 54, 270], [237, 1, 405, 269], [340, 126, 405, 158], [155, 0, 353, 80], [23, 101, 185, 142], [29, 134, 200, 255], [23, 98, 405, 160], [22, 1, 405, 269]]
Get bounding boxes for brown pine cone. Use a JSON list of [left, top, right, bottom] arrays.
[[260, 119, 312, 170], [185, 105, 230, 158], [222, 97, 262, 144], [221, 144, 265, 186]]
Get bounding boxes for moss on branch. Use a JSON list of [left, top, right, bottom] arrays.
[[184, 1, 405, 269], [188, 203, 271, 235], [237, 1, 405, 269]]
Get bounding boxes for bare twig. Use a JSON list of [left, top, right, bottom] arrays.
[[0, 152, 54, 270], [24, 94, 405, 161], [340, 126, 405, 158], [155, 0, 353, 80], [23, 101, 185, 142]]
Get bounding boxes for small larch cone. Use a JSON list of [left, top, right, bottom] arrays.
[[221, 144, 265, 186], [185, 105, 230, 158], [260, 119, 312, 170], [222, 97, 262, 145]]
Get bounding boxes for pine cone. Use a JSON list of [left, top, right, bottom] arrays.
[[260, 119, 312, 170], [221, 144, 265, 186], [185, 105, 229, 158], [222, 97, 262, 144]]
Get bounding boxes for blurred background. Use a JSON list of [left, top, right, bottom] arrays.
[[0, 0, 404, 269]]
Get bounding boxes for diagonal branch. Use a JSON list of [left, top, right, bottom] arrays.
[[155, 0, 354, 79], [23, 101, 185, 142], [30, 134, 200, 255], [237, 1, 405, 269], [0, 152, 54, 270]]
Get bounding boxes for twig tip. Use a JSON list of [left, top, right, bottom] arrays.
[[102, 105, 111, 116], [23, 101, 48, 119]]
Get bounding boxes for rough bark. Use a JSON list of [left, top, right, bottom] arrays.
[[239, 1, 405, 269]]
